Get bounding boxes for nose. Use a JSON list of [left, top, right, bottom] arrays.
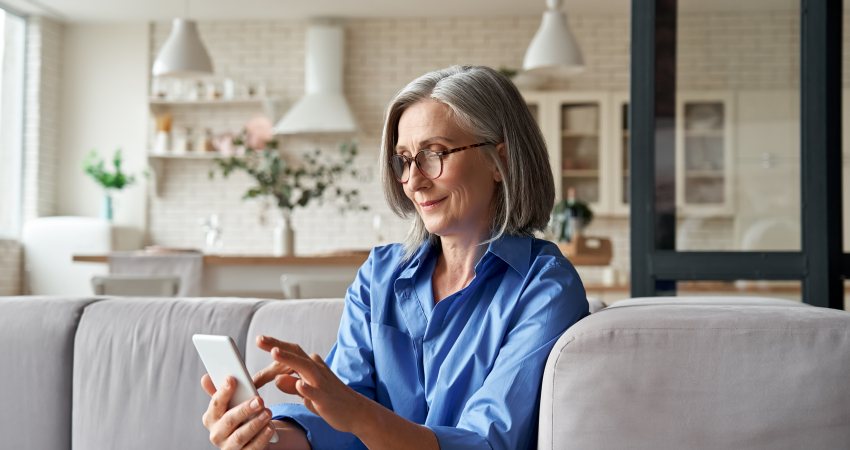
[[406, 158, 431, 191]]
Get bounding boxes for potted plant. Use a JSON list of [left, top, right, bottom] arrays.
[[83, 149, 137, 222], [551, 187, 593, 242]]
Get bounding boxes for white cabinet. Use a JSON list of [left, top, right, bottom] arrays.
[[523, 92, 613, 213], [676, 92, 736, 216], [524, 90, 735, 217], [611, 93, 630, 215]]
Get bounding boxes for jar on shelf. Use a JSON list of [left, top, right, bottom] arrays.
[[185, 127, 195, 152], [198, 128, 216, 153]]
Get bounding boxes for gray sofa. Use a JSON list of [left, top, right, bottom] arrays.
[[0, 295, 848, 450]]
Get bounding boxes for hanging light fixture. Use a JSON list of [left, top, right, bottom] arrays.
[[152, 0, 213, 78], [523, 0, 584, 77]]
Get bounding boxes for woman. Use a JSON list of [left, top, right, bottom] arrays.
[[200, 65, 588, 450]]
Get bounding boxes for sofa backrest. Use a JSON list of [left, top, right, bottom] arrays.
[[0, 296, 96, 450], [71, 297, 265, 450], [245, 298, 346, 404], [538, 296, 850, 450]]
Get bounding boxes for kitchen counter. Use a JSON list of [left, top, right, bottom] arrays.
[[72, 251, 368, 298], [72, 252, 369, 266]]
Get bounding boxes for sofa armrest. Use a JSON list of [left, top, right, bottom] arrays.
[[538, 297, 850, 450]]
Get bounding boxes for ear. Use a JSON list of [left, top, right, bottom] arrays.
[[492, 143, 507, 182]]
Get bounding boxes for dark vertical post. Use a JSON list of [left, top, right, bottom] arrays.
[[801, 0, 843, 309], [630, 0, 657, 297], [631, 0, 677, 298], [653, 0, 677, 295]]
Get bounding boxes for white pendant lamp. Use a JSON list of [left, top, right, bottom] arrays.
[[152, 18, 213, 78], [523, 0, 584, 77]]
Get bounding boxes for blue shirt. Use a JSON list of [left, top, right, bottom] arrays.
[[271, 234, 588, 449]]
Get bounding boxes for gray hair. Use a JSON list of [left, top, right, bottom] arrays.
[[380, 65, 555, 261]]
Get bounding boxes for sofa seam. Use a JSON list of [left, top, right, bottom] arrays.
[[70, 297, 107, 448], [550, 334, 576, 449]]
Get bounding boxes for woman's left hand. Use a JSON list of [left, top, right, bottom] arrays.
[[255, 335, 367, 434]]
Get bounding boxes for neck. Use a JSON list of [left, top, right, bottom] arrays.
[[431, 231, 490, 302], [438, 234, 488, 274]]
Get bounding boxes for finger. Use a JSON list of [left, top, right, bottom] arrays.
[[242, 422, 277, 450], [223, 408, 271, 450], [295, 378, 319, 400], [252, 360, 294, 388], [309, 353, 330, 371], [275, 373, 301, 396], [201, 373, 216, 397], [303, 397, 319, 416], [271, 347, 320, 385], [206, 376, 235, 424], [257, 335, 311, 359], [210, 396, 266, 444]]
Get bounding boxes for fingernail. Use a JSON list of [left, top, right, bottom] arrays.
[[250, 398, 260, 409]]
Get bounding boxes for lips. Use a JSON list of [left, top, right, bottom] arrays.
[[418, 197, 447, 209]]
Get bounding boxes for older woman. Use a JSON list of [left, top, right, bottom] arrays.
[[200, 65, 588, 450]]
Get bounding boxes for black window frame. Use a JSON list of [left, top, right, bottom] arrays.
[[629, 0, 845, 309]]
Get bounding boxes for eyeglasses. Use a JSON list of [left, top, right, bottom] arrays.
[[390, 142, 492, 183]]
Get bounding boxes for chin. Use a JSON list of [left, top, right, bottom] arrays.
[[421, 218, 449, 236]]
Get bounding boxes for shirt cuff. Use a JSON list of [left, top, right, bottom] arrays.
[[428, 425, 490, 450], [270, 403, 359, 449]]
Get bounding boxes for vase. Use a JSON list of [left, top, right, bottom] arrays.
[[101, 191, 114, 222], [272, 210, 295, 257]]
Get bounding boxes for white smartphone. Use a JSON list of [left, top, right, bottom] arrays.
[[192, 334, 278, 444]]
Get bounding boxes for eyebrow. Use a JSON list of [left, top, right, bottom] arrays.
[[395, 136, 455, 152]]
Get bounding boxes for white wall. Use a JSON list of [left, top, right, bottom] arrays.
[[57, 23, 149, 232]]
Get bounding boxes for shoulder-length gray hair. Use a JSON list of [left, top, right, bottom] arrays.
[[380, 65, 555, 260]]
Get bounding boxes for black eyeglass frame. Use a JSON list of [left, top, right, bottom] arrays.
[[391, 141, 493, 183]]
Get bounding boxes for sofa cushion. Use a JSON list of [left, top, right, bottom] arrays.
[[71, 297, 266, 450], [245, 298, 345, 405], [0, 296, 98, 450], [538, 296, 850, 450]]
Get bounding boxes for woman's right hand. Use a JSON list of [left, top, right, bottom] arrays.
[[200, 374, 277, 450]]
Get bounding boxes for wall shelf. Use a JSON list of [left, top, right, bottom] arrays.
[[149, 97, 278, 106]]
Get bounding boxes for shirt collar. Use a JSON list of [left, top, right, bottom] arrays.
[[396, 239, 435, 281], [482, 233, 532, 276], [398, 234, 533, 280]]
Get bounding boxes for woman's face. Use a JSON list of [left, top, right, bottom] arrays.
[[396, 99, 501, 240]]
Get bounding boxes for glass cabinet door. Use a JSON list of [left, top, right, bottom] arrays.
[[676, 93, 734, 215], [611, 94, 630, 215], [559, 101, 603, 209]]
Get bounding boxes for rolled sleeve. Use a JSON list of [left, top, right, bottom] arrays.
[[270, 403, 358, 449], [428, 425, 492, 450]]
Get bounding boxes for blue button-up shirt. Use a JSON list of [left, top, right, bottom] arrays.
[[271, 234, 588, 449]]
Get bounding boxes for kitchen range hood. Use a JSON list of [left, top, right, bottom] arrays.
[[274, 22, 358, 135]]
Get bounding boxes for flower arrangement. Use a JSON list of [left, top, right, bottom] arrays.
[[209, 117, 367, 218]]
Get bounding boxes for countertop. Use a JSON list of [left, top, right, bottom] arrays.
[[72, 251, 369, 266]]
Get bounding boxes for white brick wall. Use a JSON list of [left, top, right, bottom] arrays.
[[0, 239, 22, 295], [23, 16, 62, 221], [145, 11, 827, 268]]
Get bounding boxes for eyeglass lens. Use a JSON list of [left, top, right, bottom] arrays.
[[391, 151, 442, 182]]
